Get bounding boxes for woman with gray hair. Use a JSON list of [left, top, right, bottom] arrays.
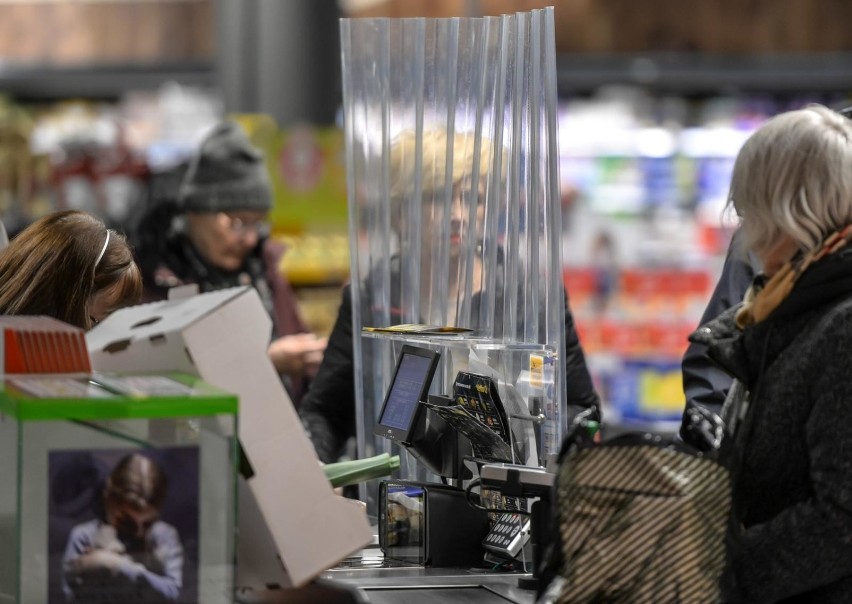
[[690, 104, 852, 602]]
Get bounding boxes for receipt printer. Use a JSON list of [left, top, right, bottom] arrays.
[[379, 480, 489, 567]]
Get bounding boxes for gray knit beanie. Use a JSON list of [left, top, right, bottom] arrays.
[[178, 121, 273, 213]]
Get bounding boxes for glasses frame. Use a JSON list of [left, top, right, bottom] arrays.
[[218, 212, 271, 239]]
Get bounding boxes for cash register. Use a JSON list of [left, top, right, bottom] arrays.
[[372, 345, 553, 581]]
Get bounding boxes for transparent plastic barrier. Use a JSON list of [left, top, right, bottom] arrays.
[[341, 8, 565, 507]]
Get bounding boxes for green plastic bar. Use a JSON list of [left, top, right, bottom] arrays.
[[324, 453, 402, 488], [0, 373, 237, 421]]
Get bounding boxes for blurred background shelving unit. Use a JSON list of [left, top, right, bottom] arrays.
[[556, 52, 852, 95], [0, 63, 217, 102]]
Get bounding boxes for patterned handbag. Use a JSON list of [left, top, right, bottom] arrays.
[[538, 418, 731, 604]]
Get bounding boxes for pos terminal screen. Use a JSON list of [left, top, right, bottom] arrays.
[[375, 345, 440, 443]]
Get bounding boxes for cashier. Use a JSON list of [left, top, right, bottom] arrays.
[[299, 128, 601, 463], [135, 121, 326, 405]]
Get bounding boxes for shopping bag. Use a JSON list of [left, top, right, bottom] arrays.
[[538, 428, 731, 604]]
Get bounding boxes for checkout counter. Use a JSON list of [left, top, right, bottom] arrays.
[[325, 6, 572, 601], [79, 279, 558, 604], [324, 548, 536, 604], [317, 345, 556, 604]]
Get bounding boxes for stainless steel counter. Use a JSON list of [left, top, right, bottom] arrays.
[[321, 545, 537, 604]]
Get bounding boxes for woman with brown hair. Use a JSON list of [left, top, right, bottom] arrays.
[[0, 210, 142, 329]]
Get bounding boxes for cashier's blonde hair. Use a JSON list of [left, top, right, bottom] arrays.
[[389, 128, 507, 202], [728, 104, 852, 257]]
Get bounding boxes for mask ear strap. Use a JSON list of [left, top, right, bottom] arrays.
[[95, 230, 110, 269]]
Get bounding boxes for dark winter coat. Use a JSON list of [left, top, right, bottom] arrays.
[[690, 248, 852, 603]]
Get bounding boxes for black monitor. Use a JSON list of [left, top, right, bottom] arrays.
[[374, 345, 440, 445]]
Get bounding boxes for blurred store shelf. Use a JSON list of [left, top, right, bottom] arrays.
[[0, 61, 216, 101], [557, 52, 852, 94]]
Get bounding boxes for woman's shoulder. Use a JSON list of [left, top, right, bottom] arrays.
[[814, 296, 852, 340], [791, 295, 852, 356], [811, 295, 852, 328]]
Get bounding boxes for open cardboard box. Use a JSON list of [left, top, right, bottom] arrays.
[[86, 286, 372, 588]]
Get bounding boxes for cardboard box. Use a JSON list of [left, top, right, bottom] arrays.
[[86, 286, 372, 588]]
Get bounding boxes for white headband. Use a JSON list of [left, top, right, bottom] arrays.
[[95, 230, 110, 269]]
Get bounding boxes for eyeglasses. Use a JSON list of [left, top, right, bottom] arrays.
[[219, 213, 271, 238], [458, 187, 485, 207], [421, 182, 487, 207]]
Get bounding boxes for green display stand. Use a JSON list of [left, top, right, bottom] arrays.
[[0, 372, 238, 604]]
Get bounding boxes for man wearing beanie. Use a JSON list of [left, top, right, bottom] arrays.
[[135, 121, 326, 405]]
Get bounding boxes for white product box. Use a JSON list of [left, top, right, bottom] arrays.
[[86, 286, 371, 588]]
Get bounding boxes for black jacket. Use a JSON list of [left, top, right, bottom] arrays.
[[299, 267, 601, 464], [682, 230, 758, 417], [690, 248, 852, 603]]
